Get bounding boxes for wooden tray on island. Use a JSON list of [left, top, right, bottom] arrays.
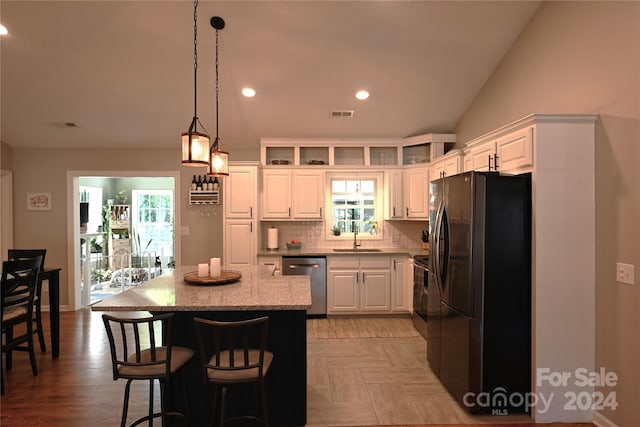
[[184, 270, 242, 286]]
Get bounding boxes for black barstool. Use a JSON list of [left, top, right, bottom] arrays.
[[193, 316, 273, 427], [102, 313, 194, 426]]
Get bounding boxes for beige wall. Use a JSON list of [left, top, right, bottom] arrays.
[[1, 141, 12, 170], [455, 2, 639, 426], [10, 147, 245, 307]]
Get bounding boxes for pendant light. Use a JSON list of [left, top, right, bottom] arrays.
[[207, 16, 229, 177], [181, 0, 210, 167]]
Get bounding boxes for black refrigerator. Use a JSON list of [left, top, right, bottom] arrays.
[[427, 171, 531, 414]]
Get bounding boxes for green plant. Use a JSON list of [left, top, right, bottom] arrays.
[[101, 205, 111, 255], [115, 190, 127, 204], [332, 224, 341, 236], [131, 229, 152, 254], [365, 219, 378, 235], [91, 268, 112, 283], [90, 237, 103, 253]]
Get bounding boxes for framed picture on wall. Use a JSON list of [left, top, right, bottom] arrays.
[[26, 192, 52, 211]]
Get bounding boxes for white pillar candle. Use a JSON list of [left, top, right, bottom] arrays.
[[210, 257, 221, 277], [197, 263, 209, 277]]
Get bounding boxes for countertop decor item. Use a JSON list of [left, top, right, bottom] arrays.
[[181, 0, 210, 167], [286, 241, 302, 250], [271, 159, 289, 165], [184, 270, 242, 285]]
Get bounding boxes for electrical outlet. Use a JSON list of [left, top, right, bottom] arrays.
[[616, 262, 635, 285], [181, 226, 190, 236]]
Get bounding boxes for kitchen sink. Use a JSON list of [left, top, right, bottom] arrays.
[[332, 248, 383, 253]]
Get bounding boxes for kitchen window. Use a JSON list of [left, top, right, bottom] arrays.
[[327, 172, 382, 239]]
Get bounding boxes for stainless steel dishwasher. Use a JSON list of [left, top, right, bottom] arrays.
[[282, 256, 326, 317]]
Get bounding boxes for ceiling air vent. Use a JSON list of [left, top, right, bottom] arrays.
[[330, 110, 354, 118]]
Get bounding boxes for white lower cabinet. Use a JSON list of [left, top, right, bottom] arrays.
[[391, 257, 410, 313], [223, 220, 255, 268], [328, 256, 391, 314], [258, 255, 281, 276]]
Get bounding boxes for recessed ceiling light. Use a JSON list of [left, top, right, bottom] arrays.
[[0, 24, 8, 36], [355, 90, 369, 100], [242, 87, 256, 98]]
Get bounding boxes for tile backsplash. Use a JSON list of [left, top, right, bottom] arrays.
[[260, 220, 428, 250]]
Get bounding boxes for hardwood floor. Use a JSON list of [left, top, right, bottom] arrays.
[[0, 309, 594, 427]]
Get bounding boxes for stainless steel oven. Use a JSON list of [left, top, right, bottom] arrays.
[[412, 255, 429, 339]]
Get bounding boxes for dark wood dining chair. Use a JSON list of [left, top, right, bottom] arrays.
[[1, 256, 43, 395], [193, 316, 273, 427], [7, 249, 47, 353], [102, 312, 194, 427]]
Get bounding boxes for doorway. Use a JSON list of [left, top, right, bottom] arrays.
[[67, 171, 181, 309]]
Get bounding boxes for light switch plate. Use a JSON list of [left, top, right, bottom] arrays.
[[181, 226, 190, 236], [616, 262, 634, 285]]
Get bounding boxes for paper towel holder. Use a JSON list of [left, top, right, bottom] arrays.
[[267, 226, 279, 250]]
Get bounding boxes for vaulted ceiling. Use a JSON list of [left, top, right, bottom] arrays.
[[0, 1, 541, 152]]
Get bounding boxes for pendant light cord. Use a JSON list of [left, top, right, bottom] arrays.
[[193, 0, 199, 128], [214, 25, 220, 148]]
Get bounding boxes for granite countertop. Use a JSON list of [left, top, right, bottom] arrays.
[[91, 265, 312, 312], [257, 247, 428, 257]]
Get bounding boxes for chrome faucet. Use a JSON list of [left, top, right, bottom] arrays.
[[353, 224, 361, 250]]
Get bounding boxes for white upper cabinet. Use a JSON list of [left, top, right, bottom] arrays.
[[292, 170, 324, 219], [261, 169, 323, 220], [464, 126, 533, 173], [403, 166, 430, 219], [496, 126, 533, 172], [385, 170, 404, 220], [431, 150, 463, 181], [261, 169, 292, 219], [260, 135, 454, 167], [224, 165, 257, 219], [467, 140, 497, 172]]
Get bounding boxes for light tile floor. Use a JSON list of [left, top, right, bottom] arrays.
[[306, 319, 532, 426]]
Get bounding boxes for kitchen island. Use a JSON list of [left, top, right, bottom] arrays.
[[92, 265, 311, 427]]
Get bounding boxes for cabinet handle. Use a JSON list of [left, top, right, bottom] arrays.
[[288, 207, 291, 217], [494, 154, 499, 171], [320, 207, 322, 218], [393, 207, 396, 217], [362, 272, 365, 284], [356, 272, 359, 284], [393, 259, 396, 270], [488, 154, 493, 171], [250, 207, 253, 218], [406, 207, 409, 217], [250, 222, 253, 233]]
